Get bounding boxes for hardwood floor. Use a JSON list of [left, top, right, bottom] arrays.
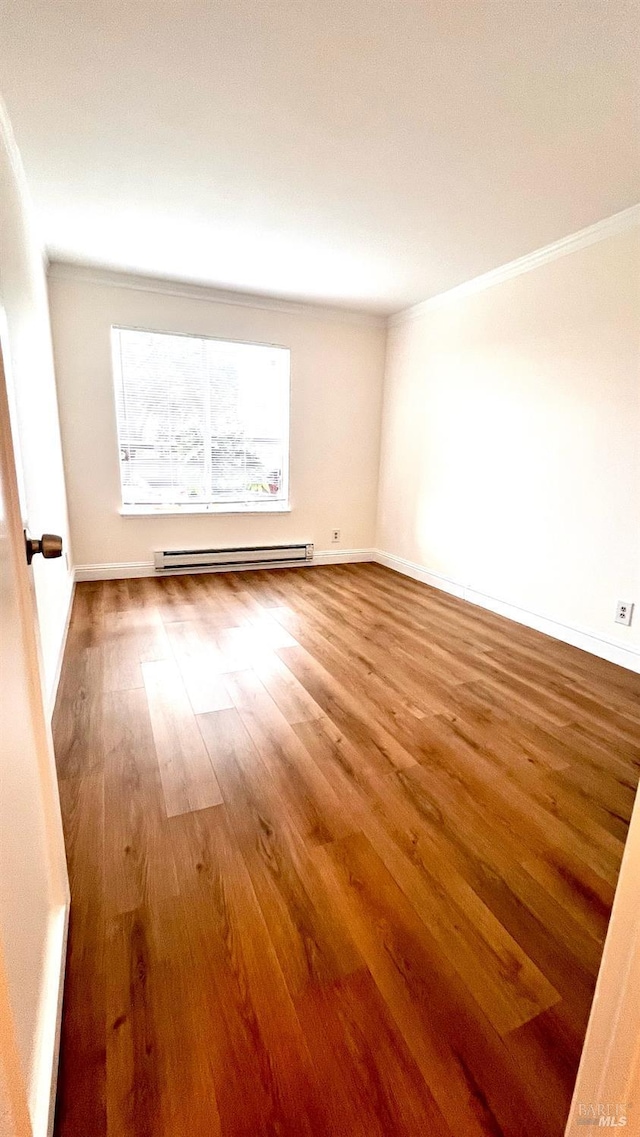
[[52, 563, 640, 1137]]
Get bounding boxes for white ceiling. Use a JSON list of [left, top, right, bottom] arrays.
[[0, 0, 638, 314]]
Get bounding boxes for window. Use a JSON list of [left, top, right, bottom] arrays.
[[112, 327, 290, 513]]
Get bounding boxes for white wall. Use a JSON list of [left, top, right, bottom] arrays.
[[0, 103, 73, 707], [377, 223, 640, 660], [48, 267, 386, 572]]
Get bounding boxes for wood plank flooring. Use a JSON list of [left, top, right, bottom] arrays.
[[52, 563, 640, 1137]]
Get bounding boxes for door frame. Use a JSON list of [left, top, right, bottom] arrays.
[[0, 341, 70, 1136], [565, 784, 640, 1133]]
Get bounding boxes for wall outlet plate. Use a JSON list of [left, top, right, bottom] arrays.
[[615, 601, 634, 626], [331, 529, 341, 544]]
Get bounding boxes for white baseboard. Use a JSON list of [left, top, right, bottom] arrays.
[[74, 548, 375, 582], [74, 547, 639, 673], [374, 550, 640, 675], [47, 574, 75, 719], [30, 902, 69, 1137], [375, 550, 466, 599], [311, 549, 375, 566], [75, 559, 153, 581]]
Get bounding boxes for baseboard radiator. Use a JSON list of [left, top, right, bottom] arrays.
[[154, 543, 314, 572]]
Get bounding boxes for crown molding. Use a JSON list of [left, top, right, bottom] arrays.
[[389, 204, 640, 327], [46, 262, 387, 329]]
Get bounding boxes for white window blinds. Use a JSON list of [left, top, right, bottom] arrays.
[[112, 327, 290, 511]]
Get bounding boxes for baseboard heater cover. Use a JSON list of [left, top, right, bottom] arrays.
[[154, 543, 314, 571]]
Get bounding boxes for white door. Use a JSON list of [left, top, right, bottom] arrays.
[[0, 341, 69, 1137]]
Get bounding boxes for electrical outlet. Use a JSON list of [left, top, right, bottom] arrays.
[[331, 529, 341, 544], [615, 601, 634, 626]]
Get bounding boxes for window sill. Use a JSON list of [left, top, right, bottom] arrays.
[[119, 502, 292, 518]]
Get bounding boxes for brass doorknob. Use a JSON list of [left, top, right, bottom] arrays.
[[25, 531, 63, 565]]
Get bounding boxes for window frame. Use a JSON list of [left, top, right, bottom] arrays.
[[110, 324, 292, 516]]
